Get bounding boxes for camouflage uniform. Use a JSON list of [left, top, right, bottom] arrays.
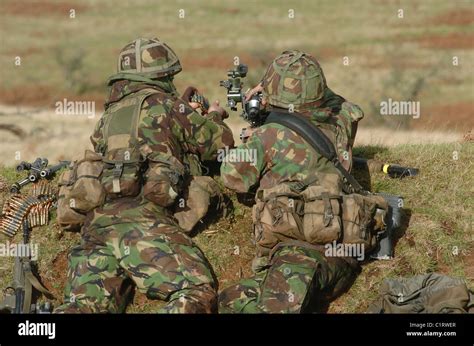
[[55, 38, 234, 313], [219, 50, 362, 313]]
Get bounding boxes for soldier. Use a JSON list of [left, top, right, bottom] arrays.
[[55, 38, 234, 313], [219, 50, 367, 313]]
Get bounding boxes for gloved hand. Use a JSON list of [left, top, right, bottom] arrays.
[[182, 86, 210, 114]]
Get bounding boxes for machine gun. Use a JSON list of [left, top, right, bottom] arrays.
[[220, 63, 264, 127], [0, 219, 53, 313], [0, 158, 64, 313], [11, 158, 70, 193]]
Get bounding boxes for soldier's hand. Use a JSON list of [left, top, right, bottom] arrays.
[[240, 127, 256, 143], [208, 100, 228, 119], [245, 82, 264, 101], [188, 102, 201, 110]]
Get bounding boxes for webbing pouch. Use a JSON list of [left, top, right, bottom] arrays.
[[341, 193, 388, 253], [102, 156, 142, 198], [301, 186, 342, 245], [142, 156, 185, 207], [57, 150, 105, 231], [252, 184, 304, 257]]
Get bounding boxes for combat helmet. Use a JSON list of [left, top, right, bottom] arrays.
[[262, 50, 326, 110], [117, 38, 182, 78]]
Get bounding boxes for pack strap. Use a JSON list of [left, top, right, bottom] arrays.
[[21, 258, 54, 313], [265, 111, 367, 195], [25, 269, 54, 298], [130, 88, 159, 147]]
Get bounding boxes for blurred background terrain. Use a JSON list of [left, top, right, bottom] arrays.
[[0, 0, 472, 312], [0, 0, 473, 164]]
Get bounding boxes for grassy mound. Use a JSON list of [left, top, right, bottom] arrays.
[[0, 142, 472, 312]]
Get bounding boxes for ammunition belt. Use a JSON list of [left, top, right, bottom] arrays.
[[0, 181, 56, 238]]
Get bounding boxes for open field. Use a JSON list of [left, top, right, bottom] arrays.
[[0, 0, 473, 131], [0, 0, 472, 162], [0, 104, 468, 166]]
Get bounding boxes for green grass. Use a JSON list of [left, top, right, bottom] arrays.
[[0, 142, 472, 312], [331, 142, 474, 312]]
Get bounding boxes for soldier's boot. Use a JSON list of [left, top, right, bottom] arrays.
[[158, 284, 217, 313], [219, 245, 360, 313], [301, 255, 360, 312], [54, 244, 132, 313]]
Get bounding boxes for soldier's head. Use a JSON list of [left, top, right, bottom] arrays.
[[117, 38, 182, 80], [261, 50, 327, 111]]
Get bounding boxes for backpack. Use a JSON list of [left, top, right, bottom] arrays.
[[251, 111, 388, 256], [252, 172, 387, 257], [57, 88, 161, 231], [100, 88, 159, 198]]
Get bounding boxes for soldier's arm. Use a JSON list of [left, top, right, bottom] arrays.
[[138, 99, 187, 206], [220, 131, 266, 193], [338, 101, 364, 147], [172, 99, 235, 161], [138, 98, 176, 162]]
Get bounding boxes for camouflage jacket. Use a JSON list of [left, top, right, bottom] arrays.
[[89, 79, 234, 227], [221, 88, 363, 193]]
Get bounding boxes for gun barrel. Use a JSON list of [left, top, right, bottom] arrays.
[[28, 172, 40, 182], [14, 288, 24, 314], [40, 161, 70, 178], [16, 161, 31, 172], [10, 178, 31, 194]]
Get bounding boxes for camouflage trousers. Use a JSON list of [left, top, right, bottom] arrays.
[[54, 222, 217, 313], [218, 244, 360, 313]]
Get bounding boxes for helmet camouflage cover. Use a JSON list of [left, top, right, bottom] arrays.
[[262, 50, 327, 110], [117, 38, 182, 78]]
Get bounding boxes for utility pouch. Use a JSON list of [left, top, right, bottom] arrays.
[[173, 176, 223, 232], [57, 167, 85, 231], [101, 155, 142, 198], [341, 193, 388, 253], [143, 157, 185, 207], [252, 184, 303, 257], [57, 150, 105, 231], [302, 187, 342, 245], [69, 150, 105, 211]]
